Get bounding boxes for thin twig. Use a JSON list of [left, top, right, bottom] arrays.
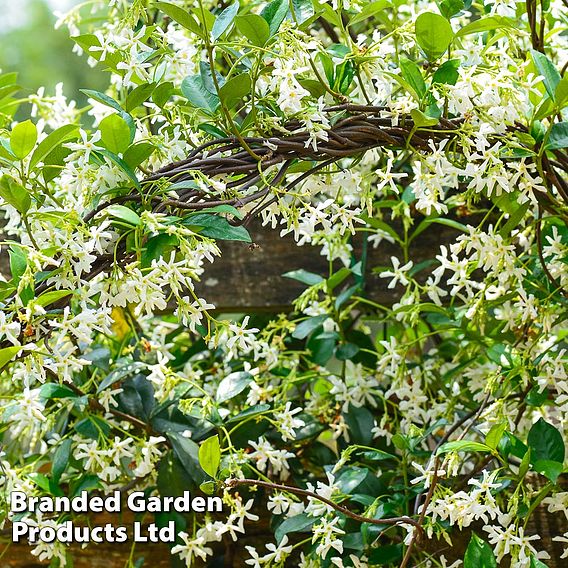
[[225, 478, 423, 533]]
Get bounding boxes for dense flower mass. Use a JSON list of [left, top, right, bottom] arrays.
[[0, 0, 567, 566]]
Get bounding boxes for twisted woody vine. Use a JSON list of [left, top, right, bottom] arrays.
[[0, 0, 567, 566]]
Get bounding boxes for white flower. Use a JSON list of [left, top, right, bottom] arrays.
[[379, 256, 414, 289]]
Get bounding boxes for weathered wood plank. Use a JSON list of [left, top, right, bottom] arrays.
[[193, 219, 456, 310]]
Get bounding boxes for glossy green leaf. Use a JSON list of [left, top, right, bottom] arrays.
[[216, 371, 253, 403], [0, 346, 21, 370], [400, 57, 426, 98], [291, 0, 315, 24], [35, 290, 73, 307], [235, 14, 270, 46], [219, 73, 251, 108], [125, 82, 156, 112], [283, 269, 324, 286], [212, 1, 240, 39], [30, 124, 78, 169], [464, 534, 497, 568], [292, 315, 328, 340], [275, 514, 314, 544], [349, 0, 390, 25], [11, 120, 37, 159], [533, 460, 563, 484], [410, 109, 438, 128], [80, 89, 122, 112], [52, 439, 72, 484], [531, 49, 561, 100], [181, 74, 220, 112], [184, 213, 251, 242], [546, 122, 568, 150], [432, 59, 460, 85], [261, 0, 288, 35], [415, 12, 454, 60], [99, 114, 132, 154], [106, 204, 141, 226], [155, 2, 204, 37], [198, 435, 221, 478], [0, 176, 31, 214], [439, 0, 464, 19], [528, 418, 565, 464], [455, 15, 515, 38], [437, 440, 492, 454], [485, 422, 507, 450]]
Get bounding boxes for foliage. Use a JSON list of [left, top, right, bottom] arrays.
[[0, 0, 567, 567]]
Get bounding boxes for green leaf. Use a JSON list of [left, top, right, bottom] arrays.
[[168, 432, 206, 485], [437, 441, 492, 454], [125, 83, 156, 112], [415, 12, 454, 60], [99, 114, 132, 154], [9, 245, 27, 282], [106, 204, 141, 226], [533, 460, 563, 484], [410, 109, 438, 128], [291, 0, 315, 24], [235, 14, 270, 46], [97, 361, 146, 393], [0, 176, 31, 214], [28, 473, 64, 497], [336, 342, 360, 360], [485, 422, 507, 450], [283, 269, 324, 286], [30, 124, 79, 169], [261, 0, 288, 35], [216, 371, 253, 403], [80, 89, 122, 112], [181, 74, 220, 112], [410, 217, 467, 241], [531, 49, 561, 100], [546, 122, 568, 150], [400, 57, 427, 99], [123, 142, 156, 169], [198, 435, 221, 479], [226, 404, 271, 423], [464, 534, 497, 568], [498, 202, 530, 237], [292, 315, 328, 340], [155, 2, 204, 38], [35, 290, 73, 307], [359, 448, 397, 462], [200, 480, 216, 494], [10, 120, 37, 159], [275, 514, 315, 544], [349, 0, 390, 25], [528, 418, 565, 464], [432, 59, 460, 85], [0, 346, 21, 370], [152, 81, 175, 108], [212, 1, 239, 39], [439, 0, 464, 19], [142, 233, 178, 268], [95, 149, 140, 189], [219, 73, 251, 109], [52, 439, 72, 484], [39, 384, 78, 399], [455, 15, 515, 38], [343, 405, 375, 445], [183, 213, 251, 242], [555, 76, 568, 108]]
